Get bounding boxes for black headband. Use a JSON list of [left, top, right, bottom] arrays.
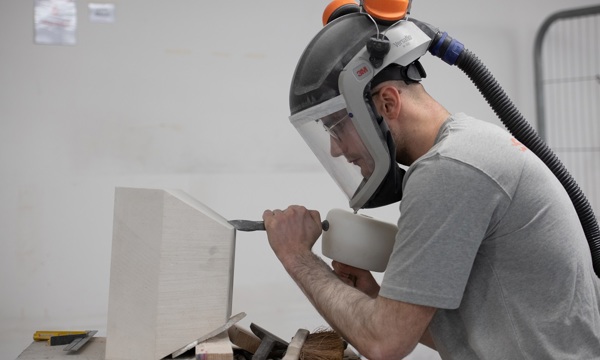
[[370, 61, 427, 89]]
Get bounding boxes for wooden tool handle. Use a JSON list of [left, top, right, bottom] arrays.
[[282, 329, 309, 360]]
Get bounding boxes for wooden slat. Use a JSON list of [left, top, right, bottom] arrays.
[[195, 331, 233, 360]]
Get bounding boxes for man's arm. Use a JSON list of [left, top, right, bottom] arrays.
[[419, 328, 437, 350], [332, 261, 437, 351], [263, 206, 436, 360]]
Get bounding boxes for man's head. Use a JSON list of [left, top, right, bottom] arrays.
[[288, 12, 432, 209]]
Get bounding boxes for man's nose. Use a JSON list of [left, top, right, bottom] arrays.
[[330, 137, 344, 157]]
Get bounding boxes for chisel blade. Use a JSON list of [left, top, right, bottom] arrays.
[[228, 220, 266, 232]]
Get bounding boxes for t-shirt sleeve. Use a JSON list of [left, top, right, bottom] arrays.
[[380, 155, 510, 309]]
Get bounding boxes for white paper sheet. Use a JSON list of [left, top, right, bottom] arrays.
[[34, 0, 77, 45]]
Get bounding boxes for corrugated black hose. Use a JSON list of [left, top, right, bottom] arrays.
[[410, 18, 600, 277]]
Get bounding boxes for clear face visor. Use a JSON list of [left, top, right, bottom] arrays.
[[289, 95, 376, 201]]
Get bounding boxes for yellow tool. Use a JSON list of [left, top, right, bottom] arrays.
[[33, 330, 88, 342], [33, 330, 97, 351]]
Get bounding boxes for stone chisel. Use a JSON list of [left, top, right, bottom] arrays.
[[228, 219, 329, 232]]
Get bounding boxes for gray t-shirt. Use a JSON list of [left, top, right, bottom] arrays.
[[380, 113, 600, 359]]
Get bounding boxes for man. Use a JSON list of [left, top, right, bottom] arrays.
[[263, 11, 600, 360]]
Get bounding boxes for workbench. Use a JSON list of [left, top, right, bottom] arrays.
[[17, 335, 361, 360], [15, 337, 196, 360]]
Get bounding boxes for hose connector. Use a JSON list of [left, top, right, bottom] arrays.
[[429, 32, 465, 65]]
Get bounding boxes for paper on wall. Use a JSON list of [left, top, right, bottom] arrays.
[[34, 0, 77, 45], [89, 3, 116, 23]]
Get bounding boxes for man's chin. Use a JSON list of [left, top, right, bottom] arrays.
[[360, 167, 375, 178]]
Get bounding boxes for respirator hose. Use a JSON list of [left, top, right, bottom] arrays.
[[453, 48, 600, 277], [412, 20, 600, 277], [402, 18, 600, 276]]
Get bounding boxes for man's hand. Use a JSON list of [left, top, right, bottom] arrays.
[[262, 205, 323, 267], [332, 261, 380, 298]]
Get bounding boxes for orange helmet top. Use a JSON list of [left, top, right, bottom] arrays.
[[363, 0, 410, 22], [323, 0, 411, 26]]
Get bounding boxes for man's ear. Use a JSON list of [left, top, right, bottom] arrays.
[[376, 85, 401, 120]]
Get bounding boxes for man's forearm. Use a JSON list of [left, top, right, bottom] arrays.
[[283, 251, 374, 341], [281, 250, 435, 360]]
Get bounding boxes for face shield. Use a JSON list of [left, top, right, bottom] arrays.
[[290, 95, 377, 202]]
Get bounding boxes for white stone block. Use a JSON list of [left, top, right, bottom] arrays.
[[105, 187, 236, 360]]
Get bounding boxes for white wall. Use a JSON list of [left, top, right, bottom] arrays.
[[1, 1, 598, 359]]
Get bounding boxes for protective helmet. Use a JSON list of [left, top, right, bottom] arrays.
[[288, 12, 431, 210]]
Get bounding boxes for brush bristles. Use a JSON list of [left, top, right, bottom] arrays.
[[300, 328, 345, 360]]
